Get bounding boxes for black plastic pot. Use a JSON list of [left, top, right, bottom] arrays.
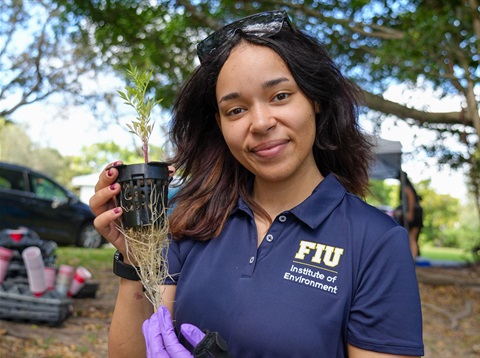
[[114, 162, 169, 229]]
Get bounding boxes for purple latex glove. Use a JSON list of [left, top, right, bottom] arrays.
[[142, 306, 206, 358]]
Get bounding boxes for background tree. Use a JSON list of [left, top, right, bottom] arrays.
[[0, 118, 166, 187], [451, 201, 480, 257], [0, 0, 113, 125], [2, 1, 479, 220], [365, 179, 398, 208], [0, 118, 69, 184], [415, 179, 461, 248], [72, 140, 167, 173], [366, 177, 467, 249], [51, 0, 479, 214]]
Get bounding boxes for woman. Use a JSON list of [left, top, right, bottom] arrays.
[[91, 10, 424, 357], [395, 172, 424, 259]]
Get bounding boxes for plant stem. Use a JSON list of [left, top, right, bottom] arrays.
[[143, 142, 149, 163]]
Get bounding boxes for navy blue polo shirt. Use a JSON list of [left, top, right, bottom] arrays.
[[166, 174, 424, 357]]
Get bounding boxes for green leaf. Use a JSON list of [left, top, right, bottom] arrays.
[[117, 63, 163, 162]]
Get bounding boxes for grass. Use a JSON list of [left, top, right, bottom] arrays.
[[55, 246, 115, 270], [419, 245, 475, 263], [53, 244, 476, 274]]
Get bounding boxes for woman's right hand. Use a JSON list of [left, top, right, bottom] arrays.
[[89, 161, 126, 254], [89, 161, 176, 257]]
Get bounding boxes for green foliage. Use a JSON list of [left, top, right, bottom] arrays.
[[366, 179, 399, 207], [450, 201, 480, 252], [0, 118, 34, 165], [52, 0, 478, 112], [442, 223, 480, 251], [367, 177, 476, 249], [117, 64, 162, 163], [54, 0, 197, 109], [415, 179, 461, 247], [0, 118, 167, 190], [467, 149, 480, 214], [0, 118, 71, 186], [72, 141, 167, 172], [51, 1, 478, 207]]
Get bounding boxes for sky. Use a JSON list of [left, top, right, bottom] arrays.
[[10, 81, 471, 203]]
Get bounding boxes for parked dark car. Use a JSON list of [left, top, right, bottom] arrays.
[[0, 162, 104, 248]]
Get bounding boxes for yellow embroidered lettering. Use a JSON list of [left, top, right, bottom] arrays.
[[323, 247, 344, 267], [311, 244, 326, 264], [294, 241, 344, 268], [294, 241, 317, 259]]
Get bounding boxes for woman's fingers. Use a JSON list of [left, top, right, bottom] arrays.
[[93, 206, 126, 251], [90, 161, 122, 216], [89, 161, 126, 251], [90, 180, 120, 214], [94, 161, 123, 193]]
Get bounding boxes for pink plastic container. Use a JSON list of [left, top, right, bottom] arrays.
[[0, 246, 14, 283], [67, 266, 92, 297], [22, 246, 47, 297], [56, 264, 74, 296], [44, 266, 57, 290]]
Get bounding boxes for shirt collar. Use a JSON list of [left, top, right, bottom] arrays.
[[233, 173, 347, 229], [289, 173, 346, 229]]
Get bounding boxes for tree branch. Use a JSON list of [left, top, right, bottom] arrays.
[[175, 0, 221, 29], [288, 3, 404, 40], [469, 0, 480, 50], [361, 90, 471, 127]]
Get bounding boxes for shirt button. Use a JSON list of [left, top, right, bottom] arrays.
[[249, 256, 255, 264], [266, 234, 274, 242], [279, 215, 287, 222]]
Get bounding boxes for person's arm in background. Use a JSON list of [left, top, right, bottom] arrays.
[[404, 185, 416, 223]]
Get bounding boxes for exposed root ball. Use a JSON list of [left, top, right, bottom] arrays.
[[116, 187, 170, 311]]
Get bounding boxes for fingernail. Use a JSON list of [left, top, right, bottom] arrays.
[[114, 207, 120, 214], [112, 161, 118, 166], [110, 184, 116, 190], [106, 169, 112, 177]]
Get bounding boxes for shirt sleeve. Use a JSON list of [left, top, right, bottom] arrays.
[[164, 237, 196, 285], [347, 226, 424, 356]]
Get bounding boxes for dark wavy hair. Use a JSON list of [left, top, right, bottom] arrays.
[[168, 25, 373, 241]]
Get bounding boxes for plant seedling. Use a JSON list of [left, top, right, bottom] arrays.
[[115, 64, 169, 311], [117, 64, 162, 163]]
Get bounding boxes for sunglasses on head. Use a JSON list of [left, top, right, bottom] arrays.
[[197, 10, 294, 64]]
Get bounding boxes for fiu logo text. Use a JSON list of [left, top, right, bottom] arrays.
[[294, 240, 344, 268]]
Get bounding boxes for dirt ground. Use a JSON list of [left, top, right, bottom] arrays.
[[0, 264, 479, 358]]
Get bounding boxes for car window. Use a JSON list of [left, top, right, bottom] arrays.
[[29, 174, 68, 201], [0, 168, 26, 191], [0, 177, 9, 189]]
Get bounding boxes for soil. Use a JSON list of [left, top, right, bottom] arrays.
[[0, 264, 479, 358]]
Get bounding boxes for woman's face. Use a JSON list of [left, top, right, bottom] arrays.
[[215, 43, 319, 184]]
